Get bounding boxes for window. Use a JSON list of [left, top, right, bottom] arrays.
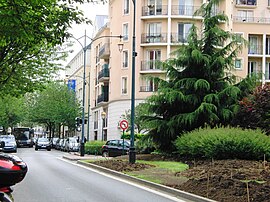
[[146, 50, 161, 70], [266, 63, 270, 80], [248, 61, 257, 75], [237, 10, 254, 22], [236, 0, 256, 6], [123, 23, 128, 41], [147, 0, 162, 15], [178, 23, 192, 43], [121, 77, 128, 94], [235, 59, 243, 69], [123, 51, 128, 68], [124, 0, 129, 14], [249, 36, 259, 54], [266, 37, 270, 55], [147, 23, 161, 43], [179, 0, 193, 16]]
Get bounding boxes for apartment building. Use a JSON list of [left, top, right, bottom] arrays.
[[68, 0, 270, 141]]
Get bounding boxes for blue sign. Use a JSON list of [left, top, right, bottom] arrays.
[[67, 80, 76, 92]]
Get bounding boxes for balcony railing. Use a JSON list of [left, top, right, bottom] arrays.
[[236, 0, 256, 6], [141, 60, 163, 71], [99, 43, 110, 59], [248, 44, 263, 55], [171, 5, 201, 16], [98, 64, 110, 81], [140, 85, 157, 92], [97, 92, 109, 104], [233, 16, 270, 24], [171, 33, 189, 43], [141, 33, 167, 43], [141, 5, 168, 16]]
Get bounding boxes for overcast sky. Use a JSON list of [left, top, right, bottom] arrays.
[[61, 2, 108, 68]]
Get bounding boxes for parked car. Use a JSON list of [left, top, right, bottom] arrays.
[[60, 139, 67, 151], [35, 138, 51, 151], [0, 135, 17, 153], [51, 137, 59, 148], [65, 137, 79, 152], [54, 138, 62, 150], [101, 139, 130, 157]]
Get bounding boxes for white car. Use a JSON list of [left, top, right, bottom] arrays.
[[0, 135, 17, 153], [65, 137, 79, 152]]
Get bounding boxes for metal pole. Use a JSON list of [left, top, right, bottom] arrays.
[[102, 118, 104, 141], [129, 0, 136, 164], [87, 71, 90, 141], [80, 30, 86, 156]]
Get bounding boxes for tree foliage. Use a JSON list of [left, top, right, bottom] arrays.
[[0, 0, 102, 96], [232, 84, 270, 134], [141, 0, 255, 152], [27, 82, 81, 134], [0, 95, 25, 129]]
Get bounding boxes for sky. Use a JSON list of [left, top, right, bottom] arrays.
[[61, 2, 108, 69]]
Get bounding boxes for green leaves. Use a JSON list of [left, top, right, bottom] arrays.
[[0, 0, 93, 96]]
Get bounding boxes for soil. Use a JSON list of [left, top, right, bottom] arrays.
[[91, 154, 270, 202]]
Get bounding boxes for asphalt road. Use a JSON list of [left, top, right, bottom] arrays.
[[12, 148, 188, 202]]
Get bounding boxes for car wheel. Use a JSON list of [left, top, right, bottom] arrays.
[[102, 151, 109, 157], [47, 148, 51, 151], [35, 148, 38, 151]]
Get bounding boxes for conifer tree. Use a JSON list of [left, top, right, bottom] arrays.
[[142, 0, 254, 152]]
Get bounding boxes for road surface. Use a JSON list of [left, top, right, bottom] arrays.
[[12, 148, 190, 202]]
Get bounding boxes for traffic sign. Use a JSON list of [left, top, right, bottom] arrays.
[[119, 120, 128, 130]]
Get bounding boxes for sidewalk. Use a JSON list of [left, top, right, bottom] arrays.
[[62, 152, 108, 161]]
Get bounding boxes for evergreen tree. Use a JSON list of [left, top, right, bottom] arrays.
[[142, 0, 254, 152]]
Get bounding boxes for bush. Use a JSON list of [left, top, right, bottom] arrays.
[[85, 141, 106, 155], [135, 134, 156, 154], [174, 127, 270, 161], [121, 132, 144, 140]]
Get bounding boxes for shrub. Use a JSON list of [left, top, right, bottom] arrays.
[[174, 127, 270, 161], [135, 134, 156, 154], [85, 141, 106, 155]]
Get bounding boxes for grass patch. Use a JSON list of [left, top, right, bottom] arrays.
[[127, 173, 162, 184], [137, 160, 189, 172]]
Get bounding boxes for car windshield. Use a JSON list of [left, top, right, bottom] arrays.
[[0, 135, 15, 141], [69, 138, 77, 143], [38, 138, 49, 143]]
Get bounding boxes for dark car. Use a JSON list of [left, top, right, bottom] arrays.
[[101, 139, 130, 157], [35, 138, 51, 151]]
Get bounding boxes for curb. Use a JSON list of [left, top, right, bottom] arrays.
[[77, 160, 216, 202]]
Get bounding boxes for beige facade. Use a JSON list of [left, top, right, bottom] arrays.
[[67, 0, 270, 141]]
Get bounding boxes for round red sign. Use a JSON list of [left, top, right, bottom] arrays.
[[119, 120, 128, 130]]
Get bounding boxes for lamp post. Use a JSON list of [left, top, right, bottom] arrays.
[[129, 0, 137, 164], [70, 32, 123, 156], [101, 111, 106, 141]]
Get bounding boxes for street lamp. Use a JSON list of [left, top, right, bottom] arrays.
[[70, 32, 123, 156], [101, 111, 106, 141], [129, 0, 137, 164]]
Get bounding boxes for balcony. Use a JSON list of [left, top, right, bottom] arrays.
[[236, 0, 256, 6], [97, 92, 109, 104], [233, 16, 270, 24], [171, 5, 201, 16], [98, 64, 110, 82], [171, 33, 188, 44], [141, 33, 167, 44], [99, 43, 110, 59], [141, 60, 163, 72], [140, 85, 157, 92], [141, 5, 168, 16], [248, 45, 263, 55]]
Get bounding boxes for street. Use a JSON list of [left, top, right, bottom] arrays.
[[12, 148, 188, 202]]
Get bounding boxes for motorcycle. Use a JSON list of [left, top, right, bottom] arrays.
[[0, 141, 28, 202]]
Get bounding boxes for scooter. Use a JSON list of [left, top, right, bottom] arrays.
[[0, 141, 28, 202]]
